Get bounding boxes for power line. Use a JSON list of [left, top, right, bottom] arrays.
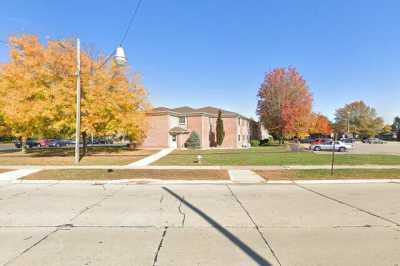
[[119, 0, 143, 46]]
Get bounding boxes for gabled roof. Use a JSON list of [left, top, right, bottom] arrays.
[[169, 126, 190, 134], [150, 106, 249, 119], [152, 107, 171, 112], [172, 106, 195, 113], [196, 106, 237, 116]]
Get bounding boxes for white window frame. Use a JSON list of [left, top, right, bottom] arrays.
[[179, 116, 186, 125]]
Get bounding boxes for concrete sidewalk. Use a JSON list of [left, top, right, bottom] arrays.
[[1, 183, 400, 265], [229, 170, 265, 183], [0, 168, 41, 182]]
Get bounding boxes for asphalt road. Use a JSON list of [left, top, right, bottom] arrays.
[[0, 182, 399, 265]]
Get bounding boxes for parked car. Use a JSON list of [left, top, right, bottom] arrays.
[[310, 140, 352, 152], [340, 138, 356, 144], [310, 138, 332, 145], [13, 139, 39, 148], [366, 138, 384, 144], [48, 139, 69, 147], [88, 138, 114, 145], [38, 139, 52, 147]]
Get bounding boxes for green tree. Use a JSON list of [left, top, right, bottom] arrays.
[[392, 116, 400, 141], [216, 110, 225, 146], [334, 101, 384, 138], [185, 131, 201, 149]]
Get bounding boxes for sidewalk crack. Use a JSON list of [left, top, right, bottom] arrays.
[[69, 185, 125, 222], [226, 185, 282, 266], [152, 226, 168, 266], [4, 228, 59, 265], [295, 183, 400, 227], [177, 196, 186, 227]]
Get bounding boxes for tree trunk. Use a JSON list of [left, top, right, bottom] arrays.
[[82, 131, 87, 157], [21, 136, 27, 153], [128, 142, 136, 150]]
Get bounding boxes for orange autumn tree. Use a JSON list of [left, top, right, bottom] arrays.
[[0, 34, 150, 150], [257, 67, 313, 143], [308, 113, 332, 136]]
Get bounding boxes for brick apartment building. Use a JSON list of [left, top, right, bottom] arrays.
[[140, 106, 252, 149]]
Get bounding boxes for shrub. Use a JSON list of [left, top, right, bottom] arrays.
[[259, 138, 270, 146], [250, 140, 260, 147], [185, 131, 201, 149]]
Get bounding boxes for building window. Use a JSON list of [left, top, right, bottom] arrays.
[[179, 116, 186, 125], [239, 118, 241, 125], [238, 135, 241, 141]]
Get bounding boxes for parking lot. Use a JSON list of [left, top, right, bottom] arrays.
[[1, 182, 399, 265], [350, 142, 400, 155]]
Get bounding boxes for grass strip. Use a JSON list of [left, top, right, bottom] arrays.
[[255, 169, 400, 180], [23, 169, 230, 181]]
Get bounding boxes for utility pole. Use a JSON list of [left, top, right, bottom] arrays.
[[75, 38, 81, 164], [347, 111, 350, 137], [330, 133, 337, 176]]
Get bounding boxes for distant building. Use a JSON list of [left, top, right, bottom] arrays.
[[249, 120, 270, 141], [140, 106, 252, 149]]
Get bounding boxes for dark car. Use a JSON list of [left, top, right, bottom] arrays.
[[340, 138, 356, 144], [48, 139, 69, 147], [13, 139, 39, 148], [88, 138, 114, 145]]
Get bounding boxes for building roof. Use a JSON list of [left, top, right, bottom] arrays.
[[196, 106, 238, 116], [152, 107, 171, 112], [169, 126, 190, 134], [149, 106, 248, 119], [171, 106, 195, 113]]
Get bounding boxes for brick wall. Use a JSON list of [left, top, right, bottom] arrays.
[[139, 115, 170, 148]]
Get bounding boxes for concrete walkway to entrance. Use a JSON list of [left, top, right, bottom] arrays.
[[229, 170, 265, 183], [126, 148, 176, 168], [0, 168, 41, 182]]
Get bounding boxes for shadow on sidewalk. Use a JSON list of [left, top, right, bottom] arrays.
[[162, 187, 273, 266]]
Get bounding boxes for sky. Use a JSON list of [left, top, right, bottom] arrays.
[[0, 0, 399, 123]]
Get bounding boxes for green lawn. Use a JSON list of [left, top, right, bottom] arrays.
[[153, 146, 400, 166], [255, 169, 400, 180]]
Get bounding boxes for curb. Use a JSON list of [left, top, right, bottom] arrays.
[[13, 178, 400, 185], [266, 179, 400, 184], [14, 179, 234, 185], [1, 164, 400, 170]]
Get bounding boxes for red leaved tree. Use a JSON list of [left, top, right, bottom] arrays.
[[309, 113, 332, 136], [257, 67, 313, 143]]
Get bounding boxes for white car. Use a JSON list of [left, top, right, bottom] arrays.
[[310, 140, 352, 152]]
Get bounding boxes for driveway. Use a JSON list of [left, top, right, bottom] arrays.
[[0, 182, 399, 265]]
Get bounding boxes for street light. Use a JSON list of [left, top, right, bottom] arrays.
[[114, 46, 128, 66], [74, 39, 128, 164]]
